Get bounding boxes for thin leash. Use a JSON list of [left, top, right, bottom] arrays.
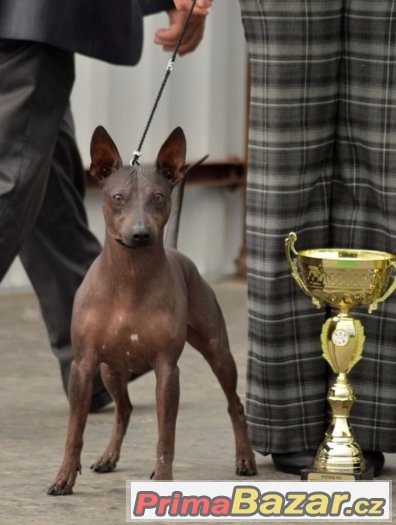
[[130, 0, 197, 166]]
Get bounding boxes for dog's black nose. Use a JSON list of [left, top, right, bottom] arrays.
[[132, 227, 150, 243]]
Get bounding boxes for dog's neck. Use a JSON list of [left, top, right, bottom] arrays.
[[102, 231, 167, 284]]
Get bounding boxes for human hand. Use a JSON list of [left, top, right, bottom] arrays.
[[154, 10, 206, 56], [173, 0, 213, 16]]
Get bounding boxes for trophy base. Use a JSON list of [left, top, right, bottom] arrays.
[[301, 466, 374, 481]]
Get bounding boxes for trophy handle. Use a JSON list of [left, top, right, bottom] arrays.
[[285, 232, 321, 309], [368, 261, 396, 314]]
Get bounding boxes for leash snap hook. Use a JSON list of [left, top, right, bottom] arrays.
[[130, 151, 142, 166]]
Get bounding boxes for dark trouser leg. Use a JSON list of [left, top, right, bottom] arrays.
[[0, 41, 73, 275], [0, 40, 105, 397], [19, 107, 102, 394], [333, 1, 396, 451], [239, 1, 342, 453]]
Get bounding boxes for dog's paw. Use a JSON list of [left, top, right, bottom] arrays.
[[149, 468, 173, 480], [90, 453, 118, 473], [47, 484, 73, 496], [90, 460, 116, 473], [236, 456, 257, 476], [47, 464, 81, 496]]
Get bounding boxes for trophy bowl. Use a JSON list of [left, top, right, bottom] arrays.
[[285, 232, 396, 480], [286, 232, 396, 313], [299, 248, 395, 310]]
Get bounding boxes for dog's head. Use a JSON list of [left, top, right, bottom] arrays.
[[90, 126, 186, 249]]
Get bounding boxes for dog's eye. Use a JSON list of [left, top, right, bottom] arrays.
[[153, 193, 165, 205], [112, 194, 125, 205], [163, 169, 172, 179]]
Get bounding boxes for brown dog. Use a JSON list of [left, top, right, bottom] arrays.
[[48, 126, 256, 495]]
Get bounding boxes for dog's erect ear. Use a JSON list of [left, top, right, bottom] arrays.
[[90, 126, 122, 182], [156, 127, 187, 185]]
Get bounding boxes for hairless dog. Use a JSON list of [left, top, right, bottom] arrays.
[[48, 126, 257, 495]]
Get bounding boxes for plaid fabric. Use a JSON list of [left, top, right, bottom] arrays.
[[240, 0, 396, 454]]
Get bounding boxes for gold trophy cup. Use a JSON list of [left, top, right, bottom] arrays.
[[285, 232, 396, 480]]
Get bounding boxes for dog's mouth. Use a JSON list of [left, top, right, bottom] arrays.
[[115, 238, 152, 250]]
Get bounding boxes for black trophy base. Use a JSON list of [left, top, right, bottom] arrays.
[[301, 465, 374, 481]]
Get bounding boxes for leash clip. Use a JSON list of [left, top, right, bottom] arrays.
[[130, 151, 142, 166]]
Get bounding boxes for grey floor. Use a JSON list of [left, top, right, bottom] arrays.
[[0, 280, 394, 525]]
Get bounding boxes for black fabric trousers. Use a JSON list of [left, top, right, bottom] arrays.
[[0, 40, 102, 393]]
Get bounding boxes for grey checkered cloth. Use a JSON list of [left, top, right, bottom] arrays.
[[240, 0, 396, 454]]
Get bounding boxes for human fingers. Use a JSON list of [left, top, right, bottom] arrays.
[[155, 12, 206, 54], [173, 0, 212, 16]]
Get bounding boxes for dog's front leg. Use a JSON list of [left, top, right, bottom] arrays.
[[151, 361, 180, 480], [48, 356, 97, 495]]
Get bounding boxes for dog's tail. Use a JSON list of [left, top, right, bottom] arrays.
[[165, 155, 209, 250]]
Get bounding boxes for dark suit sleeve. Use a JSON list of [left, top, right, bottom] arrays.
[[139, 0, 175, 15]]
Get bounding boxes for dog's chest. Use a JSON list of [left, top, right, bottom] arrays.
[[96, 301, 187, 371]]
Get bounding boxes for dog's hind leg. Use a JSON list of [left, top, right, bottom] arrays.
[[91, 363, 132, 473], [187, 311, 257, 477]]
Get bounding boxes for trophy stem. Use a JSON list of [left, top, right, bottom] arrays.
[[314, 371, 365, 474], [302, 313, 374, 480]]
